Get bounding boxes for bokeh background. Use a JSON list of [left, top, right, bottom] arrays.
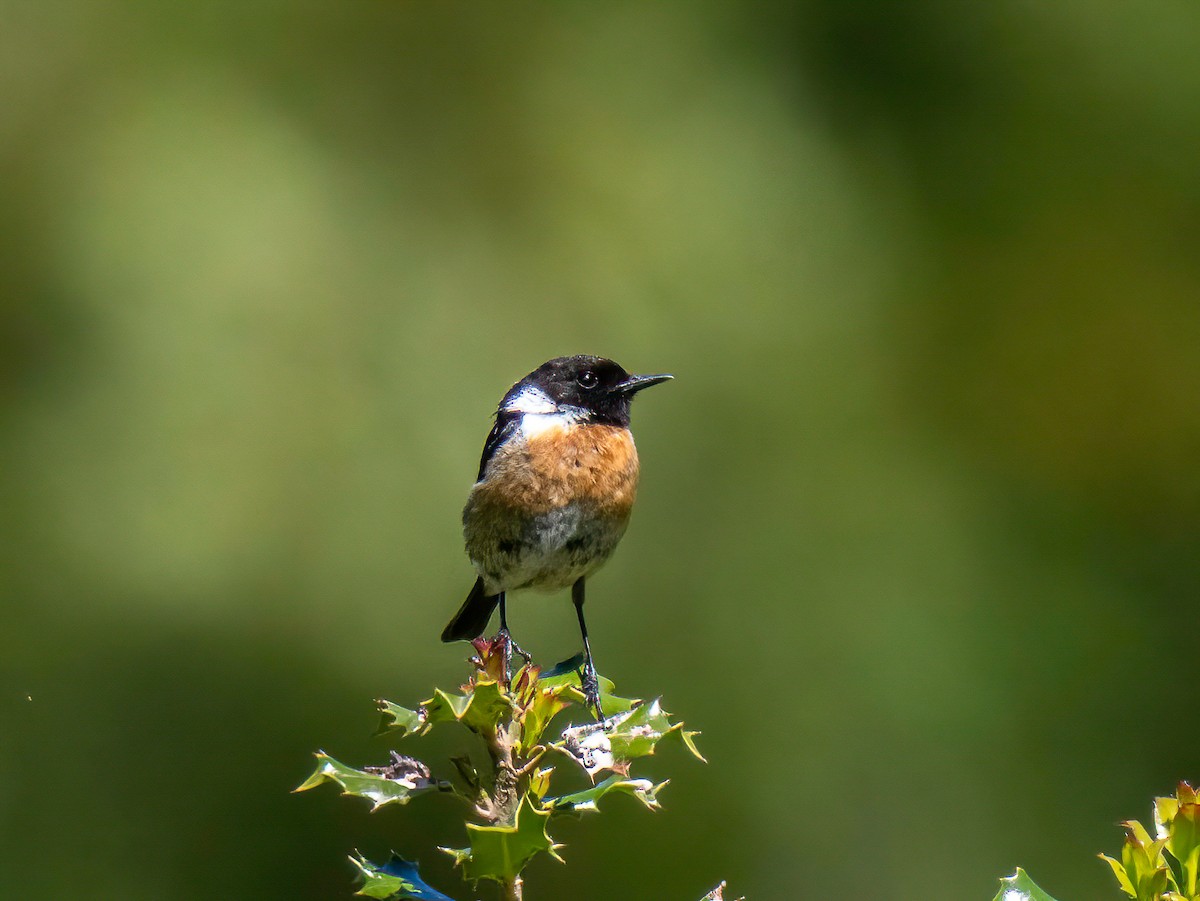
[[3, 2, 1198, 899]]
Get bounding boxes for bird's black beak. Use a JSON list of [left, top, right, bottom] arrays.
[[616, 373, 673, 395]]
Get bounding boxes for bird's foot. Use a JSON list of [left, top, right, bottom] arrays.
[[496, 628, 532, 687], [578, 661, 604, 723]]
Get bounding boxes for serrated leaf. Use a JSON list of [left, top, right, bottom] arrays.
[[612, 699, 704, 762], [423, 680, 514, 734], [445, 796, 557, 883], [351, 856, 414, 900], [422, 688, 472, 722], [992, 868, 1062, 901], [547, 774, 667, 814], [537, 667, 615, 695], [458, 680, 514, 732], [537, 665, 635, 718], [351, 853, 457, 900], [376, 700, 426, 738], [295, 751, 437, 811], [558, 698, 703, 777], [608, 699, 674, 759]]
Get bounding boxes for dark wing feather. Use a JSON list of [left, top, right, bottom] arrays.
[[476, 411, 519, 482], [441, 577, 500, 642]]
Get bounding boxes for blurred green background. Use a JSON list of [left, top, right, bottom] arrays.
[[2, 2, 1198, 899]]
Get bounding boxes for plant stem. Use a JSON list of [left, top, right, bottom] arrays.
[[487, 720, 521, 823], [485, 715, 525, 899]]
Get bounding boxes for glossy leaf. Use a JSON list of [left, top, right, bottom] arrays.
[[443, 796, 560, 883], [547, 774, 667, 814], [558, 698, 704, 777], [375, 700, 426, 739], [610, 698, 704, 761], [423, 680, 514, 734], [306, 647, 706, 894], [295, 751, 438, 811], [536, 666, 635, 718], [992, 868, 1062, 901], [351, 853, 457, 900]]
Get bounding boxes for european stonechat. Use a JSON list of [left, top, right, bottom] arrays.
[[441, 355, 672, 715]]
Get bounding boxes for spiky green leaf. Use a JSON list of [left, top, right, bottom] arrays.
[[351, 853, 456, 900], [375, 700, 426, 738], [992, 868, 1062, 901], [547, 774, 667, 814], [536, 666, 635, 718], [423, 680, 514, 734], [295, 751, 437, 811], [558, 698, 704, 777], [443, 796, 559, 883]]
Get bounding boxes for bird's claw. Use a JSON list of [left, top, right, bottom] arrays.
[[496, 628, 531, 686], [578, 663, 603, 723]]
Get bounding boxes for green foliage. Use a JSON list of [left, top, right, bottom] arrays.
[[1097, 783, 1200, 901], [296, 751, 443, 811], [992, 869, 1061, 901], [1157, 783, 1200, 899], [547, 774, 667, 814], [299, 636, 706, 899], [558, 698, 703, 778], [442, 796, 561, 883], [998, 783, 1199, 901], [350, 854, 455, 901]]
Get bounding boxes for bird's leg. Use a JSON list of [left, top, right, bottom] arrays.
[[572, 578, 603, 721], [496, 593, 531, 686]]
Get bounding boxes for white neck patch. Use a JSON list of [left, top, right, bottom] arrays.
[[518, 410, 578, 439], [502, 385, 558, 415]]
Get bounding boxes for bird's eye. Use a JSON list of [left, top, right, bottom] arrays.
[[577, 371, 599, 390]]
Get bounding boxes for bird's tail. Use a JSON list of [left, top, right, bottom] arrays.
[[440, 577, 500, 642]]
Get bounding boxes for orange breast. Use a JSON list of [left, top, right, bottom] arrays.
[[472, 422, 640, 517]]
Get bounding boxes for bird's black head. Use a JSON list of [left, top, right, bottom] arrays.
[[502, 355, 672, 427]]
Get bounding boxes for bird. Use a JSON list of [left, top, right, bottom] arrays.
[[441, 355, 672, 716]]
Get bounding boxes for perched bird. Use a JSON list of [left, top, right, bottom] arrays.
[[441, 355, 672, 715]]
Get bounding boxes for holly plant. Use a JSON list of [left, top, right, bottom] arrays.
[[297, 636, 711, 900], [994, 782, 1199, 901]]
